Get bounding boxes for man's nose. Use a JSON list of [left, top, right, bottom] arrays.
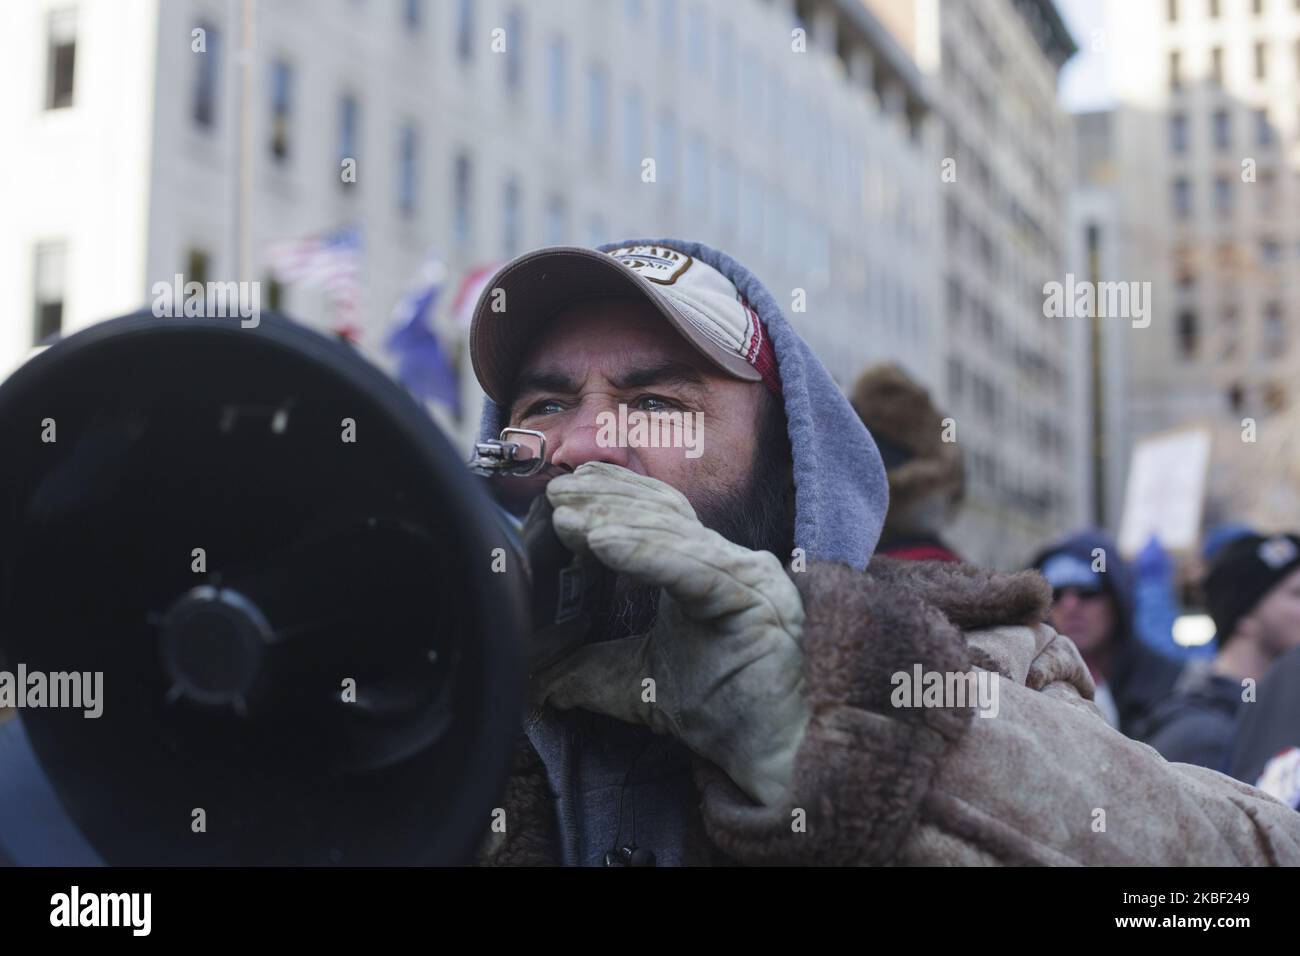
[[549, 416, 632, 472]]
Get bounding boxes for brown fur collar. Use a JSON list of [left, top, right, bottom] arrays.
[[864, 555, 1052, 630]]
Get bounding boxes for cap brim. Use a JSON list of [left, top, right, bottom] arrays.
[[469, 246, 761, 406]]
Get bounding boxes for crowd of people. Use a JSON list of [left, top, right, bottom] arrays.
[[856, 358, 1300, 813]]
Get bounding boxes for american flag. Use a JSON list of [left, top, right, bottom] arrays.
[[265, 226, 363, 330], [386, 250, 460, 414]]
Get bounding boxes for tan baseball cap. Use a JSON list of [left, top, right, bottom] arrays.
[[469, 244, 775, 406]]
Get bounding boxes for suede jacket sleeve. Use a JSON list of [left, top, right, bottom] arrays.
[[693, 558, 1300, 865]]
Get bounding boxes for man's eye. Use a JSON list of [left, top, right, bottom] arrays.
[[522, 399, 565, 417], [634, 395, 678, 412]]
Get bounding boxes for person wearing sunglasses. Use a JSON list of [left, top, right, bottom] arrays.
[[1031, 530, 1184, 741]]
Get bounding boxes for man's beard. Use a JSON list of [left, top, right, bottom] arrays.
[[587, 439, 792, 643]]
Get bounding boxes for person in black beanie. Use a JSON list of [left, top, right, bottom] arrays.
[[1146, 533, 1300, 770]]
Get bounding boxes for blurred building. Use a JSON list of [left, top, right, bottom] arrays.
[[1103, 0, 1300, 534], [1, 0, 939, 451], [867, 0, 1084, 568]]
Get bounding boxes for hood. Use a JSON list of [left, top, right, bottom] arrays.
[[1030, 529, 1135, 640], [475, 237, 889, 570]]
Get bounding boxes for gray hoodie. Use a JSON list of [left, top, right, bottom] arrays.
[[475, 237, 889, 865]]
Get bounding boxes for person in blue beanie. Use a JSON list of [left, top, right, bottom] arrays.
[[469, 240, 1300, 866], [1147, 533, 1300, 770], [1030, 530, 1184, 741]]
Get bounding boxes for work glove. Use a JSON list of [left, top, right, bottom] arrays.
[[532, 461, 808, 806]]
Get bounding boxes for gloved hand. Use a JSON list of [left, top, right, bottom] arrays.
[[532, 461, 808, 807]]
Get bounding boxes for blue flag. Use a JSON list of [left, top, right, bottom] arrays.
[[386, 254, 460, 414]]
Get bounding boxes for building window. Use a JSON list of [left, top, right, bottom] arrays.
[[1260, 236, 1281, 262], [1169, 113, 1188, 153], [685, 131, 707, 212], [1255, 41, 1267, 79], [659, 0, 677, 52], [456, 0, 474, 64], [1213, 108, 1230, 149], [947, 275, 963, 321], [742, 55, 763, 129], [271, 60, 292, 162], [1211, 46, 1223, 85], [1177, 310, 1199, 358], [546, 37, 567, 127], [502, 179, 520, 258], [947, 356, 965, 401], [1169, 50, 1181, 91], [338, 94, 359, 188], [504, 8, 523, 94], [764, 190, 785, 263], [1173, 177, 1192, 218], [32, 242, 67, 345], [1227, 382, 1245, 413], [1175, 243, 1195, 285], [45, 9, 77, 110], [718, 23, 736, 99], [1259, 170, 1277, 212], [1263, 301, 1285, 355], [398, 124, 417, 218], [453, 152, 473, 246], [1255, 107, 1274, 146], [404, 0, 422, 30], [192, 21, 220, 129], [716, 152, 737, 229], [767, 72, 785, 143], [1214, 176, 1232, 217], [622, 89, 643, 172], [655, 110, 678, 191], [1220, 304, 1239, 359], [586, 64, 608, 147], [738, 171, 762, 246], [544, 195, 568, 245], [585, 215, 607, 249], [687, 3, 707, 73]]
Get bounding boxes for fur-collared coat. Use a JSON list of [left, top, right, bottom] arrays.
[[476, 558, 1300, 866]]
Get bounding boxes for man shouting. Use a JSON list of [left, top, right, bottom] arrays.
[[469, 238, 1300, 866]]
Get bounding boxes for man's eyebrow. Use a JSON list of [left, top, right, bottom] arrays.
[[608, 360, 707, 391], [512, 369, 582, 397]]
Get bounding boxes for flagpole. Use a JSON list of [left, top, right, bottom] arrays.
[[232, 0, 255, 283]]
